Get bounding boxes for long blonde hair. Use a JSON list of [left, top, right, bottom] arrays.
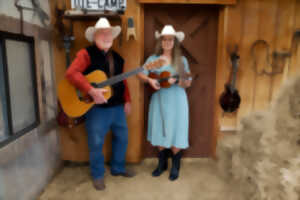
[[154, 37, 184, 75]]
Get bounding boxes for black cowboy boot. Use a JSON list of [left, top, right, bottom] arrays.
[[169, 151, 183, 181], [152, 149, 169, 177]]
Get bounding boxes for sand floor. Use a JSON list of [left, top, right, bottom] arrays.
[[38, 158, 233, 200]]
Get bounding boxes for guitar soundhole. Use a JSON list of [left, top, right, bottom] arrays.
[[82, 95, 93, 103]]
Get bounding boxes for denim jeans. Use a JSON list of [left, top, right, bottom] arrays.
[[85, 105, 128, 180]]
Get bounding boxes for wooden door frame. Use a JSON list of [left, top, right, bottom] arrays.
[[137, 1, 231, 159]]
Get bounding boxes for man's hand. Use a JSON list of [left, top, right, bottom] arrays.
[[88, 88, 108, 104], [124, 102, 131, 116]]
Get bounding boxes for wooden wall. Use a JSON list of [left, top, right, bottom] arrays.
[[216, 0, 300, 135], [50, 0, 300, 162]]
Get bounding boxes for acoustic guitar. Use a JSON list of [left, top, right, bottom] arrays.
[[58, 58, 165, 117], [219, 52, 241, 113]]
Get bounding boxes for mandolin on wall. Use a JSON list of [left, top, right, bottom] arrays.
[[219, 51, 241, 113]]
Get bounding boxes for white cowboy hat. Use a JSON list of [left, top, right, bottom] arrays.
[[85, 17, 121, 42], [155, 25, 185, 42]]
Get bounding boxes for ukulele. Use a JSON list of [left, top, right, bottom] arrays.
[[219, 52, 241, 113], [58, 58, 165, 117]]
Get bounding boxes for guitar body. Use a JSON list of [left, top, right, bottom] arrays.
[[58, 70, 112, 117], [219, 84, 241, 113]]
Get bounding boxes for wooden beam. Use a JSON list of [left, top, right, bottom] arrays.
[[288, 0, 300, 78], [252, 0, 278, 111], [137, 0, 236, 5], [216, 1, 243, 132], [236, 0, 259, 128], [213, 6, 226, 159], [271, 0, 296, 101]]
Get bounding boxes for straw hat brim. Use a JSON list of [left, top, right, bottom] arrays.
[[85, 26, 121, 42], [155, 31, 185, 42]]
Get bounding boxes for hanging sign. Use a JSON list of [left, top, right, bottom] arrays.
[[71, 0, 126, 12]]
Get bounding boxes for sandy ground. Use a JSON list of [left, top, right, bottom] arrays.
[[38, 158, 232, 200]]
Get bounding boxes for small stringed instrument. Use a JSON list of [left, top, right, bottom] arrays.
[[58, 58, 165, 117], [219, 52, 241, 113], [149, 71, 179, 88], [149, 71, 194, 88]]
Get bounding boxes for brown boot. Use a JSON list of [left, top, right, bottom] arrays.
[[93, 178, 106, 190]]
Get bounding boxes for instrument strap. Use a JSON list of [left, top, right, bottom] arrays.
[[107, 51, 115, 77]]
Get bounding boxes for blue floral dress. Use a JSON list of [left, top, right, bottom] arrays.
[[143, 55, 190, 149]]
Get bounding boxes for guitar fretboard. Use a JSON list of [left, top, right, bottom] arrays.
[[95, 67, 145, 88]]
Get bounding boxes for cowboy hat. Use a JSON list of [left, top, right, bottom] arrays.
[[85, 17, 121, 42], [155, 25, 185, 42]]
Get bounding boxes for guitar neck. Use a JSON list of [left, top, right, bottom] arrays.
[[66, 53, 71, 68], [96, 67, 144, 88], [230, 64, 238, 90], [158, 75, 179, 83]]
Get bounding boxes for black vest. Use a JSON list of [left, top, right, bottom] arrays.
[[84, 45, 125, 107]]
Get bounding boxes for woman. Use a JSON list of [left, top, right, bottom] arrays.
[[138, 25, 192, 181]]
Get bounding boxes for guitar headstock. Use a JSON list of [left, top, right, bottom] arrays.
[[230, 53, 240, 61], [143, 57, 167, 70], [230, 48, 240, 71], [227, 44, 240, 69]]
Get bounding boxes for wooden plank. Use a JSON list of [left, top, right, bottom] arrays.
[[288, 0, 300, 77], [295, 0, 300, 30], [214, 7, 226, 158], [236, 0, 260, 129], [271, 0, 296, 101], [216, 1, 244, 132], [252, 0, 278, 111], [63, 14, 121, 21], [59, 126, 89, 162], [119, 0, 145, 163], [288, 32, 300, 77], [50, 0, 91, 162], [137, 0, 236, 4]]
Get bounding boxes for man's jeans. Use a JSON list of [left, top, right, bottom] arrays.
[[85, 105, 128, 180]]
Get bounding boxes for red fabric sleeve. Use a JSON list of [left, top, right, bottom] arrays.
[[65, 49, 92, 93], [123, 79, 131, 103]]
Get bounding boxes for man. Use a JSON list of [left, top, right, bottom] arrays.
[[65, 17, 135, 190]]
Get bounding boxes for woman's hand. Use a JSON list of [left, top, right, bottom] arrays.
[[168, 77, 177, 85], [178, 79, 192, 88], [88, 88, 108, 104], [148, 78, 161, 90]]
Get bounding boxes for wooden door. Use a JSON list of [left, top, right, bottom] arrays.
[[143, 4, 219, 157]]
